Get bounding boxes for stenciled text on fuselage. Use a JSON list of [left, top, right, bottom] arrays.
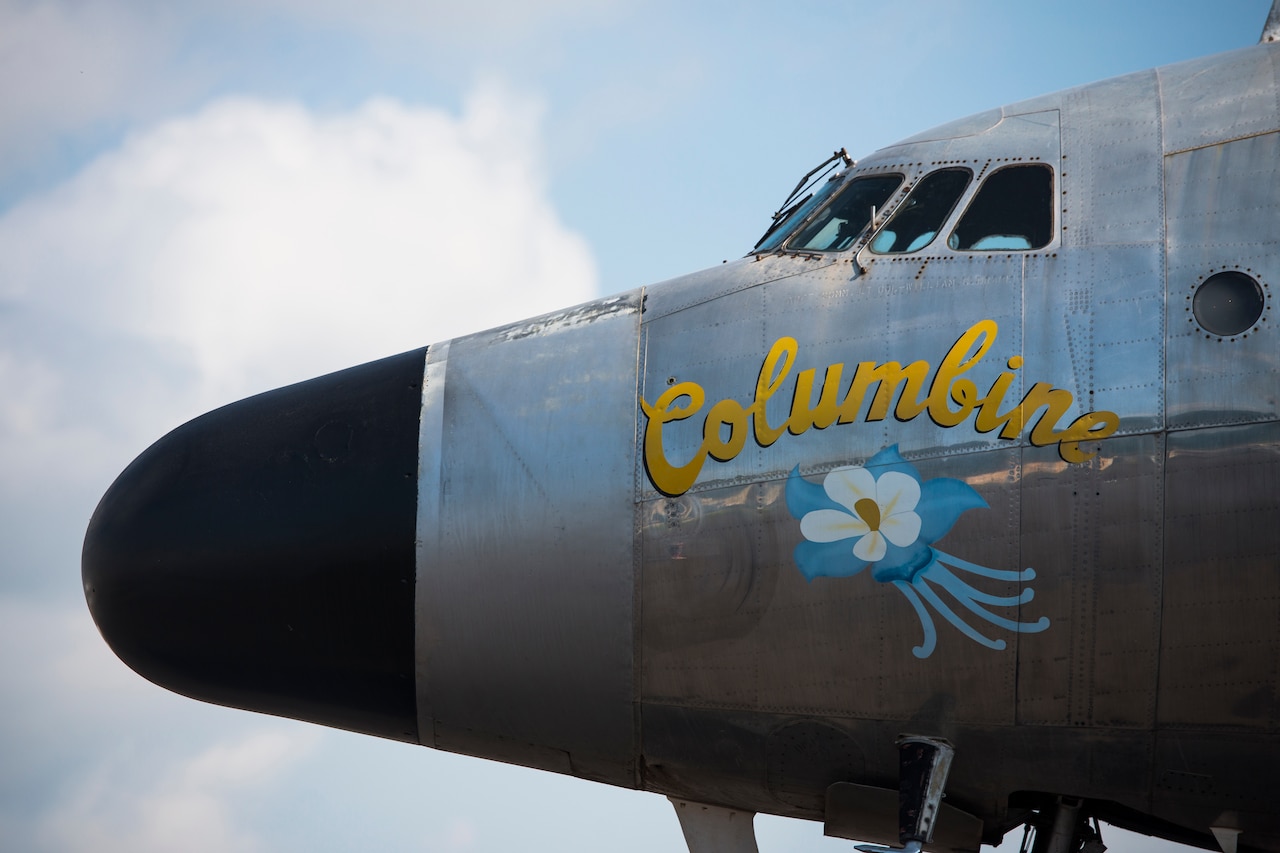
[[640, 320, 1120, 496]]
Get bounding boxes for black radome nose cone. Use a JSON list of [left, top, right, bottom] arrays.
[[82, 348, 428, 743]]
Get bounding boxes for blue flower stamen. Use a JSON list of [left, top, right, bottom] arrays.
[[926, 564, 1049, 635], [931, 554, 1036, 607], [914, 577, 1007, 651], [893, 580, 938, 659]]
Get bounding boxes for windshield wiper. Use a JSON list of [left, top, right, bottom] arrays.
[[753, 148, 853, 250]]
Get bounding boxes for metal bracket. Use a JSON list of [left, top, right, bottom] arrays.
[[669, 798, 760, 853], [1212, 826, 1241, 853]]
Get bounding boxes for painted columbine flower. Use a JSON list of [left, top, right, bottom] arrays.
[[786, 445, 1049, 658], [800, 468, 922, 563]]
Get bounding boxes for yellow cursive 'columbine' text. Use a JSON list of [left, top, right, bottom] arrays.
[[640, 320, 1119, 496]]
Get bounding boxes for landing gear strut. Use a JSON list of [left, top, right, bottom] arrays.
[[1019, 798, 1106, 853], [856, 736, 956, 853]]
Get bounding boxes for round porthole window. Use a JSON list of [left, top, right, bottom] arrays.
[[1192, 270, 1265, 337]]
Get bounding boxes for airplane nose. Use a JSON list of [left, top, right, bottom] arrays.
[[81, 348, 429, 743]]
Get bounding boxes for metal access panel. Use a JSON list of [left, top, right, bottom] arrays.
[[1022, 248, 1165, 439], [1015, 433, 1164, 730], [415, 296, 643, 786], [1165, 131, 1280, 429], [1059, 68, 1163, 248], [1158, 421, 1280, 730]]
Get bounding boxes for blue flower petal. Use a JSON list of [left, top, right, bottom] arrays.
[[785, 466, 841, 517], [795, 539, 869, 580], [916, 477, 987, 544], [788, 451, 988, 587], [863, 444, 921, 482]]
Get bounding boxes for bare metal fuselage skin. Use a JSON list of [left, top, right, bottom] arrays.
[[84, 41, 1280, 852]]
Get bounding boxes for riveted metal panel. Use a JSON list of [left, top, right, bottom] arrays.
[[1160, 43, 1280, 155], [417, 295, 642, 786], [1165, 132, 1280, 429], [1158, 423, 1280, 731], [641, 254, 840, 321], [639, 447, 1022, 727], [1015, 434, 1164, 729], [1059, 70, 1163, 247], [873, 109, 1061, 168], [638, 256, 1025, 502], [889, 107, 1003, 147], [1023, 248, 1165, 438], [1150, 730, 1280, 844]]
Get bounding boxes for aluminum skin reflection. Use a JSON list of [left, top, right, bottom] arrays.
[[640, 319, 1120, 496]]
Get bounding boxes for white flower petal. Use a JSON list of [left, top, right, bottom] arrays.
[[876, 471, 921, 515], [823, 465, 876, 512], [881, 510, 922, 547], [853, 530, 886, 562], [801, 509, 870, 543]]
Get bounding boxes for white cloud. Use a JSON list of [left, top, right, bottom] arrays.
[[0, 84, 597, 501], [247, 0, 631, 52], [445, 817, 478, 850], [180, 730, 320, 789], [0, 595, 316, 852], [35, 728, 317, 853], [0, 598, 150, 796], [0, 81, 602, 848], [0, 0, 636, 197], [0, 1, 192, 182]]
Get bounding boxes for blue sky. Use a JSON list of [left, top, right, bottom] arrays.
[[0, 1, 1270, 850]]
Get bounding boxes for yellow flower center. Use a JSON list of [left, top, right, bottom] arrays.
[[854, 497, 881, 531]]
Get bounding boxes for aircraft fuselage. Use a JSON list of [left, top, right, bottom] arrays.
[[84, 37, 1280, 853]]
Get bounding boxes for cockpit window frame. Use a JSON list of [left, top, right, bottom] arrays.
[[851, 159, 1059, 265], [946, 162, 1055, 253], [750, 170, 908, 256], [866, 167, 974, 256], [756, 156, 1059, 261]]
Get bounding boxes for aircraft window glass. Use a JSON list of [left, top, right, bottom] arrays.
[[948, 164, 1053, 251], [787, 174, 903, 252], [869, 168, 971, 254], [755, 175, 845, 252]]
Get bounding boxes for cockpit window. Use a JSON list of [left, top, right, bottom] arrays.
[[869, 168, 971, 254], [786, 174, 903, 252], [755, 175, 845, 252], [948, 164, 1053, 251]]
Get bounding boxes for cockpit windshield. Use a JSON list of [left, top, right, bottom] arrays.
[[754, 175, 845, 252], [786, 175, 903, 252]]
